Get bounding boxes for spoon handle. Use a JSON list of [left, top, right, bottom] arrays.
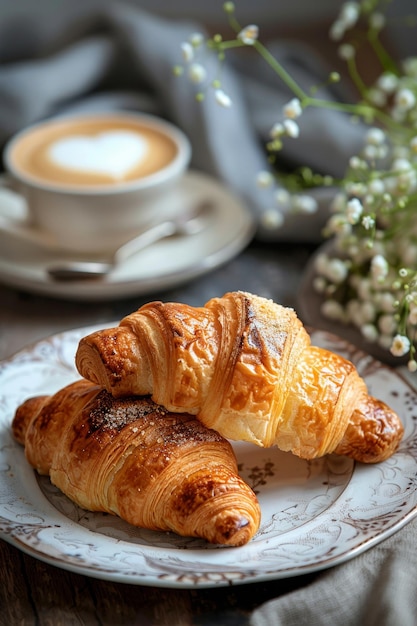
[[113, 220, 176, 264]]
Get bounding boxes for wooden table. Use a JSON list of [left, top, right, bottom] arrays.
[[0, 239, 317, 626]]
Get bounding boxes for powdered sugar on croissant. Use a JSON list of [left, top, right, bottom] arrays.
[[75, 291, 404, 463], [12, 379, 260, 546]]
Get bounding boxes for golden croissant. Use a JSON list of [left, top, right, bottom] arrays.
[[12, 379, 260, 546], [76, 291, 404, 464]]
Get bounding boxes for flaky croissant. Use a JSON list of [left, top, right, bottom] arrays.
[[75, 291, 404, 464], [12, 379, 260, 546]]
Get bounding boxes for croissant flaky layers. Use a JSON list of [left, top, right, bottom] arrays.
[[12, 379, 261, 546], [76, 290, 403, 463]]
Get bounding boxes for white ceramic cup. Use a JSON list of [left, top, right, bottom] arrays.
[[0, 112, 191, 254]]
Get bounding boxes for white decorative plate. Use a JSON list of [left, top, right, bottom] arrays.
[[0, 171, 255, 301], [1, 326, 417, 588]]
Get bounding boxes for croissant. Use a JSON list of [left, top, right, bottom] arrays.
[[12, 379, 260, 546], [75, 291, 404, 464]]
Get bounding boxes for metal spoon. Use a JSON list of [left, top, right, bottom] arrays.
[[47, 200, 213, 281]]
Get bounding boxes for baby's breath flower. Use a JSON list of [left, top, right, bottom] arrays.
[[325, 258, 349, 283], [291, 194, 317, 214], [361, 215, 375, 230], [214, 89, 232, 108], [367, 88, 387, 107], [256, 170, 274, 188], [329, 20, 346, 41], [367, 179, 385, 195], [378, 292, 396, 313], [369, 12, 386, 31], [313, 276, 327, 293], [339, 2, 360, 29], [408, 359, 417, 372], [403, 57, 417, 78], [379, 314, 397, 335], [361, 323, 379, 342], [326, 214, 352, 236], [283, 98, 302, 119], [349, 156, 366, 169], [379, 334, 395, 350], [260, 208, 284, 230], [338, 44, 355, 60], [189, 32, 204, 47], [365, 127, 386, 145], [188, 63, 207, 84], [283, 119, 300, 138], [270, 122, 285, 138], [346, 198, 363, 224], [237, 24, 259, 45], [390, 334, 411, 357], [394, 88, 416, 111], [180, 42, 194, 63], [321, 299, 346, 321], [331, 193, 347, 212], [371, 254, 389, 281], [274, 188, 290, 204], [377, 72, 398, 93]]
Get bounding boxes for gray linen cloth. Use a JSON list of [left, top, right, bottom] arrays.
[[251, 516, 417, 626], [1, 5, 416, 625]]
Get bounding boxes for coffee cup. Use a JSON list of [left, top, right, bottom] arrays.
[[0, 112, 191, 254]]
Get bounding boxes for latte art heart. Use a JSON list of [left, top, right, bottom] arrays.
[[48, 131, 149, 180]]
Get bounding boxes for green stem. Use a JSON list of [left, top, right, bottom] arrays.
[[253, 41, 308, 101], [368, 29, 399, 74], [346, 56, 369, 100]]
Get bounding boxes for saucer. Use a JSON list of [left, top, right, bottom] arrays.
[[0, 171, 255, 301]]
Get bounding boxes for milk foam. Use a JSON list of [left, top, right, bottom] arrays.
[[48, 131, 149, 180]]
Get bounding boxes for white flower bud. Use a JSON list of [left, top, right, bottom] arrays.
[[321, 299, 345, 321], [361, 323, 378, 343], [270, 122, 285, 138], [371, 254, 389, 280], [390, 334, 411, 357], [379, 314, 397, 335], [338, 44, 355, 60], [283, 119, 300, 138], [368, 179, 385, 195], [395, 88, 416, 111], [260, 208, 284, 229], [346, 198, 363, 224], [188, 63, 207, 84], [214, 89, 232, 108], [365, 127, 386, 145], [237, 24, 259, 45], [408, 359, 417, 372], [292, 194, 317, 214], [256, 170, 274, 188], [369, 12, 385, 30], [377, 72, 398, 93], [189, 32, 204, 47], [362, 215, 375, 230], [326, 258, 349, 283], [340, 2, 360, 28], [283, 98, 302, 119], [378, 292, 396, 312], [181, 42, 194, 62]]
